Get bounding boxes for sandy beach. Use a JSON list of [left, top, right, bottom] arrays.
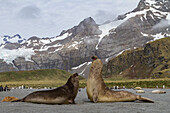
[[0, 88, 170, 113]]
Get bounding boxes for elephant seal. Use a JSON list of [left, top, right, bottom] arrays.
[[13, 73, 79, 104], [136, 90, 145, 93], [152, 90, 166, 94], [134, 87, 142, 90], [87, 56, 154, 103]]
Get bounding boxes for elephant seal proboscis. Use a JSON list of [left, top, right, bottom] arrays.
[[87, 56, 154, 103], [13, 73, 79, 104]]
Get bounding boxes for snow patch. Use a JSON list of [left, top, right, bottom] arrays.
[[147, 32, 170, 43], [0, 47, 35, 64], [140, 17, 144, 21], [54, 46, 64, 52], [39, 44, 62, 51], [150, 13, 155, 20], [71, 61, 92, 77], [145, 0, 156, 6], [115, 48, 131, 57], [126, 6, 168, 20], [72, 62, 92, 70], [68, 41, 82, 49], [79, 68, 86, 75], [40, 39, 51, 44], [141, 32, 149, 37], [105, 56, 113, 62], [51, 33, 71, 42], [72, 62, 87, 70], [96, 20, 124, 49], [152, 33, 166, 40]]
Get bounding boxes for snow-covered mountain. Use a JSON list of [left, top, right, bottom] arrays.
[[96, 0, 170, 60], [0, 0, 170, 78]]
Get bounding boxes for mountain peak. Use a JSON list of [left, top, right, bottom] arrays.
[[133, 0, 170, 12], [79, 17, 96, 26], [71, 17, 102, 36]]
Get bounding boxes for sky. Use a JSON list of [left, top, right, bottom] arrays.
[[0, 0, 140, 39]]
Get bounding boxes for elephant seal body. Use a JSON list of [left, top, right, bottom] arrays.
[[87, 57, 154, 103], [152, 90, 166, 94], [14, 73, 79, 104]]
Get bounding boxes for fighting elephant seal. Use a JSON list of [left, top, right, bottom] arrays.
[[13, 73, 79, 104], [86, 56, 154, 103]]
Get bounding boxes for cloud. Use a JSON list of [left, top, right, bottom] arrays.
[[0, 0, 140, 39], [17, 5, 41, 19], [84, 37, 99, 45], [94, 10, 117, 24], [93, 0, 141, 24], [152, 19, 170, 29]]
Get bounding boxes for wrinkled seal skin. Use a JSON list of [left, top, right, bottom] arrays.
[[87, 57, 154, 103], [14, 73, 79, 104]]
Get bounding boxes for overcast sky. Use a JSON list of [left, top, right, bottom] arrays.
[[0, 0, 140, 39]]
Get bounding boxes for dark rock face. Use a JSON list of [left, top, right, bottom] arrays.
[[133, 0, 170, 12], [103, 37, 170, 79], [71, 17, 102, 37], [0, 60, 18, 72], [12, 57, 39, 71], [0, 0, 170, 79], [4, 43, 21, 50]]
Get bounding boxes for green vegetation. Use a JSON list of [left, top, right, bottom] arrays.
[[0, 68, 169, 88], [0, 69, 71, 82], [104, 78, 170, 88], [0, 69, 85, 88], [103, 37, 170, 79]]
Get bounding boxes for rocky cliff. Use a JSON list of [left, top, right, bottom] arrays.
[[103, 37, 170, 79]]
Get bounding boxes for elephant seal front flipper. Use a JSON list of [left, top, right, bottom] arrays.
[[13, 73, 79, 104], [93, 88, 98, 103], [137, 96, 154, 103]]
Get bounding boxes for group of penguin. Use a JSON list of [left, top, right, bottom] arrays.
[[0, 85, 9, 92]]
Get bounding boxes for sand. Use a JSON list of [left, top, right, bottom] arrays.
[[0, 88, 170, 113]]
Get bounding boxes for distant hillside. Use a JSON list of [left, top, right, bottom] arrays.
[[0, 69, 72, 82], [103, 37, 170, 79]]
